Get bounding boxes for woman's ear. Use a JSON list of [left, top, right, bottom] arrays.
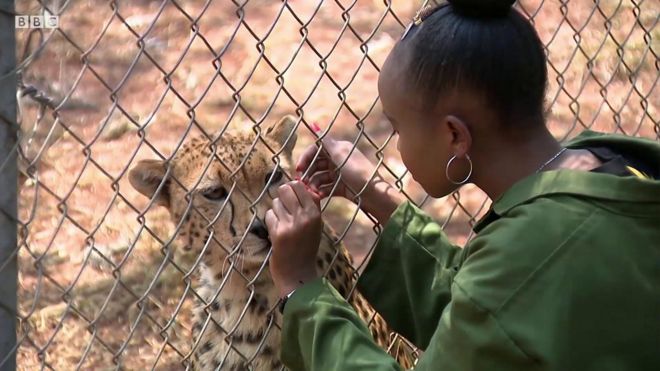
[[444, 115, 472, 157], [129, 159, 170, 207]]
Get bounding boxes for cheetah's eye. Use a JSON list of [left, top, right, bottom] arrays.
[[201, 186, 228, 201], [265, 170, 283, 186]]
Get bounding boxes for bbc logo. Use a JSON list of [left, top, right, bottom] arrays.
[[15, 15, 59, 29]]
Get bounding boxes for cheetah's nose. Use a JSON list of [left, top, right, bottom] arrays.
[[249, 219, 270, 241]]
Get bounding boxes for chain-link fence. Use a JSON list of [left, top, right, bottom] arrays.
[[1, 0, 658, 369]]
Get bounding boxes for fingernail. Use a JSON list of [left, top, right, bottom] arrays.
[[311, 122, 322, 132]]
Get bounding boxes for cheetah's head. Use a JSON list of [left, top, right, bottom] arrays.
[[129, 115, 299, 270]]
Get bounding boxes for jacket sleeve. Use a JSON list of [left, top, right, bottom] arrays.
[[279, 204, 536, 371], [280, 277, 403, 371], [280, 275, 533, 371], [356, 201, 464, 349], [413, 280, 537, 370]]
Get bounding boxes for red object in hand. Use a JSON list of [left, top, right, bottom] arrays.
[[303, 182, 320, 198], [311, 122, 322, 133]]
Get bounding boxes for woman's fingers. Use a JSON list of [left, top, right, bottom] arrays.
[[264, 209, 278, 231], [300, 158, 329, 179], [277, 184, 303, 212], [288, 181, 320, 210], [296, 136, 339, 174], [272, 197, 291, 221], [314, 183, 339, 198], [307, 169, 334, 189], [295, 144, 321, 173]]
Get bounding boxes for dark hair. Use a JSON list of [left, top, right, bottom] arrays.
[[399, 0, 548, 127]]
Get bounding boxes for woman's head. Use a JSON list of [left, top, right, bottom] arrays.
[[378, 0, 548, 197]]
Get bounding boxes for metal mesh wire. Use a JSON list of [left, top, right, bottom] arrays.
[[2, 0, 658, 369]]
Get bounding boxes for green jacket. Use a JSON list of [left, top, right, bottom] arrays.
[[281, 131, 660, 370]]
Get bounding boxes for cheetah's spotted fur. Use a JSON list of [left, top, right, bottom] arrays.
[[129, 116, 414, 370]]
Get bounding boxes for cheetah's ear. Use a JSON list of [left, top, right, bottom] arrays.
[[129, 159, 170, 208], [265, 115, 298, 155]]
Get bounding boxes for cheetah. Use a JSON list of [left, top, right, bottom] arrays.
[[129, 116, 415, 370]]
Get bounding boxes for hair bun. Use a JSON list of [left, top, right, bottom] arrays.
[[448, 0, 516, 18]]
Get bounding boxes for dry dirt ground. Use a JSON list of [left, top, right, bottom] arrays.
[[13, 0, 658, 369]]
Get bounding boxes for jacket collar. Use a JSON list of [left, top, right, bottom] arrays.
[[473, 131, 660, 233]]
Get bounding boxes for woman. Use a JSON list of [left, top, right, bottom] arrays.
[[264, 0, 660, 369]]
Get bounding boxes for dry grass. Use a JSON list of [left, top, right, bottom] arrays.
[[14, 0, 658, 369]]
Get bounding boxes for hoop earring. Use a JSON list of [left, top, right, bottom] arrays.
[[445, 154, 473, 185]]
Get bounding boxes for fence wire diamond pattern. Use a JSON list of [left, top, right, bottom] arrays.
[[2, 0, 658, 369]]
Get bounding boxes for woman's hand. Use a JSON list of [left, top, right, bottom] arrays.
[[296, 136, 374, 200], [265, 181, 323, 298], [296, 135, 405, 225]]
